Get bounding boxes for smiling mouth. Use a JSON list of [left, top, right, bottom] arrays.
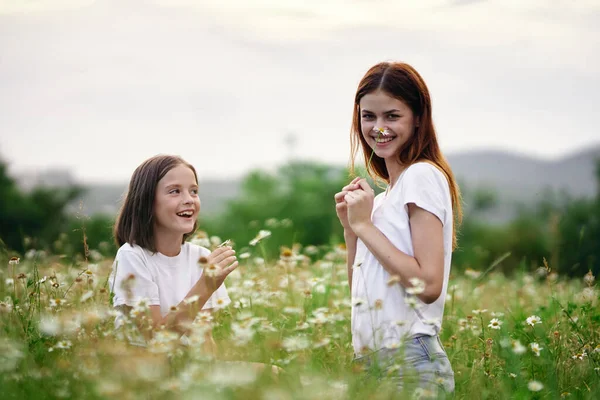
[[176, 211, 194, 218], [374, 136, 395, 144]]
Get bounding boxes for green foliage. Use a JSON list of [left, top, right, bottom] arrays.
[[3, 156, 599, 278], [64, 214, 118, 259], [556, 197, 600, 277], [202, 161, 352, 259], [0, 159, 82, 255], [554, 158, 600, 277]]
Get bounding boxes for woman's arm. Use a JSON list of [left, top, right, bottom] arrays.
[[345, 178, 445, 304], [351, 204, 444, 304], [334, 177, 362, 290], [344, 231, 358, 290]]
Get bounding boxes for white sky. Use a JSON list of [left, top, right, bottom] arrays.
[[0, 0, 598, 182]]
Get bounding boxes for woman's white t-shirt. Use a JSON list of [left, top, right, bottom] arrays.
[[110, 242, 231, 317], [351, 162, 453, 355]]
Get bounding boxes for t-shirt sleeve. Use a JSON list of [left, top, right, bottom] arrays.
[[110, 248, 160, 308], [398, 163, 449, 225]]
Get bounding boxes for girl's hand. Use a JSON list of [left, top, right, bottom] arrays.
[[344, 179, 375, 234], [200, 246, 239, 293], [334, 177, 361, 233]]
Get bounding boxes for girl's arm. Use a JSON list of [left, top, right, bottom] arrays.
[[151, 246, 237, 334], [116, 246, 238, 338], [146, 277, 216, 335]]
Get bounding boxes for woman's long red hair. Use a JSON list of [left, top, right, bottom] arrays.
[[350, 62, 463, 249]]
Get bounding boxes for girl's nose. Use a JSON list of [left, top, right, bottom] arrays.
[[183, 193, 194, 204]]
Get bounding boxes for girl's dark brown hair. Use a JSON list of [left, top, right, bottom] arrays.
[[114, 155, 199, 252], [350, 61, 463, 249]]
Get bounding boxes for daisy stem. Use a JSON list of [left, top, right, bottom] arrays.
[[366, 131, 382, 174]]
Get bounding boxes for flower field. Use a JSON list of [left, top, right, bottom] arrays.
[[1, 234, 599, 399]]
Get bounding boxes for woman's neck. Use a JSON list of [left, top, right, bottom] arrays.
[[385, 159, 407, 190], [153, 229, 184, 257]]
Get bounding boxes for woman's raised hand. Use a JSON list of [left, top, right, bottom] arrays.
[[334, 177, 361, 233], [344, 178, 375, 233]]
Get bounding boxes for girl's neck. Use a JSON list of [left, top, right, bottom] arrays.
[[153, 229, 184, 257]]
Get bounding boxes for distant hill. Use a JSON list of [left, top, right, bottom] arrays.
[[446, 145, 599, 222], [447, 145, 600, 201], [15, 145, 600, 223]]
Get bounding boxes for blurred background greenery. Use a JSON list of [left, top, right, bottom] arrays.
[[0, 155, 598, 278]]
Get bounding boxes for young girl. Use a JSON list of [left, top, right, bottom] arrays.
[[110, 154, 238, 349], [335, 62, 462, 394]]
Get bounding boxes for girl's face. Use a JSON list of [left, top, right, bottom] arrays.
[[153, 164, 200, 241], [359, 90, 419, 161]]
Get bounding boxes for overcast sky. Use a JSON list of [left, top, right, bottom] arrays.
[[1, 0, 598, 183]]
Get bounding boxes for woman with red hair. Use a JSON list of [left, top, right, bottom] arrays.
[[335, 61, 462, 395]]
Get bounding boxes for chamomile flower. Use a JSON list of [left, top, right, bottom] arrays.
[[526, 315, 542, 327], [530, 342, 543, 357], [488, 318, 502, 330], [527, 380, 544, 392], [375, 127, 390, 136], [49, 298, 66, 308], [282, 335, 310, 352], [511, 340, 527, 355], [405, 296, 421, 310], [249, 230, 272, 246], [204, 264, 220, 278], [80, 291, 94, 302], [406, 277, 425, 295], [55, 340, 72, 350]]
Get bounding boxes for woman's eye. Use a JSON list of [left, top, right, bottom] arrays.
[[388, 114, 399, 119], [169, 189, 180, 194], [361, 114, 374, 120]]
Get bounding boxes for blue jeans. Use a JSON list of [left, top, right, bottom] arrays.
[[354, 335, 455, 396]]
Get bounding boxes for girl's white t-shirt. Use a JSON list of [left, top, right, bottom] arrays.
[[351, 162, 453, 355], [110, 242, 231, 317]]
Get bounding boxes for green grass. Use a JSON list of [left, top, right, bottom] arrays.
[[0, 243, 599, 400]]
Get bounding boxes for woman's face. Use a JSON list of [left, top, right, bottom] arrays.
[[359, 90, 419, 161]]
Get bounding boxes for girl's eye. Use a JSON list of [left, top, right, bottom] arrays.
[[361, 114, 374, 120], [191, 189, 199, 195], [387, 114, 399, 119], [169, 189, 180, 194]]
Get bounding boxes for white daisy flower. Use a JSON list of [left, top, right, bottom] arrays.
[[527, 380, 544, 392]]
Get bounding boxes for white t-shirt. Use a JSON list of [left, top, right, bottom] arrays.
[[351, 162, 453, 355], [110, 242, 231, 317]]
